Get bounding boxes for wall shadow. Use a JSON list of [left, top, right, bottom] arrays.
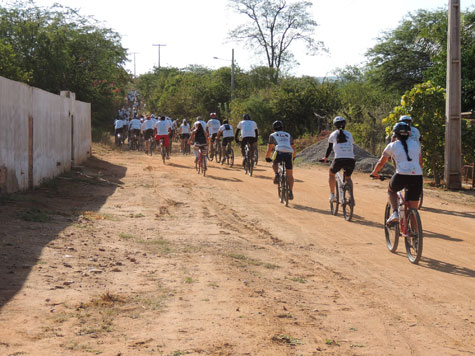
[[0, 155, 127, 310]]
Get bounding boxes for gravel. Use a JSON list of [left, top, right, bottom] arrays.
[[296, 138, 395, 174]]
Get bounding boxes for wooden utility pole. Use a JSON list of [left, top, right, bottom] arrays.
[[444, 0, 462, 189]]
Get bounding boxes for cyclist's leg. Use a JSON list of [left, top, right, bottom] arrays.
[[406, 175, 423, 209]]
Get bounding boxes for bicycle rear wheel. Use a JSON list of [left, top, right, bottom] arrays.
[[342, 183, 354, 221], [201, 156, 207, 176], [230, 148, 234, 167], [216, 142, 222, 163], [384, 203, 399, 253], [249, 158, 254, 176], [405, 208, 423, 264], [330, 185, 339, 215], [161, 143, 166, 164], [283, 176, 289, 207], [418, 189, 424, 209]]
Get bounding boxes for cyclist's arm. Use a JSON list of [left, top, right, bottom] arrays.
[[370, 155, 389, 177], [324, 143, 333, 161], [255, 129, 259, 138], [265, 143, 275, 160], [216, 130, 222, 139], [188, 130, 195, 144], [234, 129, 240, 142], [291, 144, 296, 159]]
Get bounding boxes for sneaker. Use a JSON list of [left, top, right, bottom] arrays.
[[329, 193, 337, 202], [273, 174, 279, 184], [289, 191, 294, 200], [386, 211, 400, 225]]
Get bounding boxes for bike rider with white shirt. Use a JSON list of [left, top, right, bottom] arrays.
[[265, 120, 296, 200], [114, 116, 125, 144], [141, 115, 155, 154], [128, 115, 142, 146], [235, 113, 258, 166], [322, 116, 356, 203], [188, 117, 209, 164], [398, 115, 421, 144], [207, 113, 221, 159], [371, 122, 423, 224], [216, 118, 234, 150], [155, 116, 172, 159], [179, 119, 191, 153]]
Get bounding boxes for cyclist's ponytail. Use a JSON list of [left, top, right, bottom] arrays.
[[336, 128, 348, 143], [398, 134, 412, 162]]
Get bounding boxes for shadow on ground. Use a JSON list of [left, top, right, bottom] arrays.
[[0, 155, 126, 310]]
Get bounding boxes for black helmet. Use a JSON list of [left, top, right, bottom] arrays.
[[333, 116, 346, 129], [272, 120, 283, 131], [223, 119, 228, 124], [160, 116, 165, 121], [243, 113, 251, 120], [392, 122, 411, 137]]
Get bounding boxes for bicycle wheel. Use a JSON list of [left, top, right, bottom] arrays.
[[330, 184, 339, 215], [405, 208, 423, 264], [201, 156, 207, 176], [283, 176, 289, 207], [342, 183, 354, 221], [254, 147, 258, 166], [279, 172, 284, 203], [249, 157, 254, 176], [148, 139, 153, 156], [230, 148, 234, 167], [216, 142, 222, 163], [384, 202, 399, 253], [161, 144, 166, 164]]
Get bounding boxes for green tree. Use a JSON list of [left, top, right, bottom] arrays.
[[228, 0, 324, 81]]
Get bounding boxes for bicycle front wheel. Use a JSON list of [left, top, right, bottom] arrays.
[[405, 208, 423, 264], [384, 203, 399, 253], [201, 157, 207, 176], [342, 183, 354, 221]]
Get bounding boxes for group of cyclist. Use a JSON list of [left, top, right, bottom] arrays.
[[116, 108, 423, 224]]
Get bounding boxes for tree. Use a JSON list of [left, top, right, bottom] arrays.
[[228, 0, 324, 80]]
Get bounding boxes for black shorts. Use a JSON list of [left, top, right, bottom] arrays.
[[131, 129, 140, 137], [144, 129, 154, 140], [330, 158, 355, 176], [390, 174, 423, 201], [210, 133, 218, 142], [223, 137, 234, 146], [274, 152, 293, 170], [180, 133, 190, 140], [241, 136, 257, 145]]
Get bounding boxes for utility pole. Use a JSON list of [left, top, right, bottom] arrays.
[[152, 44, 166, 69], [444, 0, 462, 189], [131, 52, 139, 77]]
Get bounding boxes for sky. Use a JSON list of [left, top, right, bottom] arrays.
[[10, 0, 475, 77]]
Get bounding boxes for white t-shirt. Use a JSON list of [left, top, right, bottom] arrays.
[[156, 120, 172, 135], [129, 118, 142, 130], [383, 140, 422, 175], [114, 119, 124, 129], [328, 129, 355, 159], [269, 131, 294, 153], [142, 119, 155, 131], [207, 119, 221, 135], [409, 126, 421, 144], [237, 120, 258, 138], [219, 124, 234, 138], [194, 120, 207, 132], [180, 123, 191, 134]]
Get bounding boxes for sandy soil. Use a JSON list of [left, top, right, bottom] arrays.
[[1, 143, 474, 356]]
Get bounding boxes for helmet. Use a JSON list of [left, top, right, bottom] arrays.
[[160, 116, 165, 121], [243, 113, 251, 120], [392, 122, 411, 137], [182, 119, 187, 124], [333, 116, 346, 128], [210, 112, 217, 118], [272, 120, 283, 131], [223, 119, 228, 124], [399, 115, 412, 124]]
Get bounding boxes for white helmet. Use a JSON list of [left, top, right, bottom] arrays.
[[333, 116, 346, 128]]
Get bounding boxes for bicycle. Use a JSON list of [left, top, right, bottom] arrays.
[[372, 175, 423, 264], [214, 138, 223, 163], [221, 141, 234, 167], [158, 138, 166, 164], [147, 137, 154, 156], [195, 145, 207, 176], [243, 142, 255, 176], [319, 159, 355, 221], [183, 138, 191, 155], [277, 160, 290, 207]]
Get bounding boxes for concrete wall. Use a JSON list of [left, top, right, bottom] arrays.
[[0, 76, 91, 193]]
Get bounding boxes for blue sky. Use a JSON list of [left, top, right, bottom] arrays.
[[13, 0, 475, 77]]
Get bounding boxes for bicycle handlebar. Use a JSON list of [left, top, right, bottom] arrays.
[[370, 174, 392, 181]]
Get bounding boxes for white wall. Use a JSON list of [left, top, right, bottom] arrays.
[[0, 76, 91, 193]]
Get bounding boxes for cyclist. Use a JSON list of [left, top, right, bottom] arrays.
[[141, 115, 155, 154], [128, 115, 142, 147], [188, 119, 209, 164], [179, 119, 191, 153], [265, 120, 296, 200], [235, 113, 258, 166], [155, 116, 172, 159], [114, 116, 125, 144], [322, 116, 355, 203], [216, 118, 234, 153], [207, 113, 221, 158], [194, 116, 207, 132], [371, 122, 423, 224]]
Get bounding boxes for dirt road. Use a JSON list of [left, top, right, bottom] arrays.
[[1, 143, 474, 356]]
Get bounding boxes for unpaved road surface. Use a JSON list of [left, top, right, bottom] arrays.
[[1, 143, 474, 356]]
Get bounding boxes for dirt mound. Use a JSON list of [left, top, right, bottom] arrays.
[[296, 138, 394, 174]]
